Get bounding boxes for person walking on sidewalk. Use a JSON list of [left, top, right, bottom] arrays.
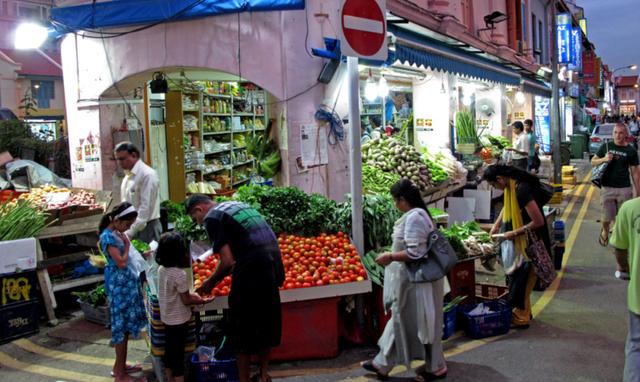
[[186, 195, 284, 382], [485, 165, 552, 329], [506, 122, 530, 171], [610, 197, 640, 382], [361, 179, 449, 382], [114, 142, 161, 243], [524, 119, 540, 173], [591, 123, 640, 246]]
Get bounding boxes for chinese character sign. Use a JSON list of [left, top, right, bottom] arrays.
[[557, 13, 572, 64]]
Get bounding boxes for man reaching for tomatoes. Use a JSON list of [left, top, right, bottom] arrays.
[[186, 194, 285, 382]]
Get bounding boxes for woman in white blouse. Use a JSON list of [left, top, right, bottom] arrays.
[[361, 179, 449, 381]]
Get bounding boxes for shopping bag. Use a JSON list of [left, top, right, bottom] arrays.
[[128, 245, 150, 276], [525, 228, 556, 289], [500, 239, 523, 275], [590, 142, 609, 188]]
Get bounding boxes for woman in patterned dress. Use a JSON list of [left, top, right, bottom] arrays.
[[98, 202, 148, 382]]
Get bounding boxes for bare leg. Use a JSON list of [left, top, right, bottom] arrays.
[[257, 349, 271, 381], [164, 368, 174, 382], [114, 335, 128, 380], [237, 354, 251, 382]]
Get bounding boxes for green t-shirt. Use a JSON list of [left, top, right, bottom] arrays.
[[527, 132, 536, 157], [596, 142, 639, 188], [610, 198, 640, 315]]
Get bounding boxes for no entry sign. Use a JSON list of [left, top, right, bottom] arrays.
[[340, 0, 388, 60]]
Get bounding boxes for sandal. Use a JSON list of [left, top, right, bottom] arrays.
[[415, 366, 447, 382], [598, 228, 609, 247], [110, 362, 142, 377], [361, 360, 389, 381]]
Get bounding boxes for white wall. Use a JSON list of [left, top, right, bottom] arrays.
[[413, 70, 451, 151]]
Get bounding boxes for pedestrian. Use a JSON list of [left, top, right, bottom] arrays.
[[591, 123, 640, 246], [485, 165, 552, 329], [523, 119, 540, 173], [114, 141, 161, 243], [186, 195, 284, 382], [361, 124, 372, 144], [155, 232, 212, 382], [610, 197, 640, 382], [361, 179, 448, 382], [98, 202, 148, 382], [505, 121, 530, 170]]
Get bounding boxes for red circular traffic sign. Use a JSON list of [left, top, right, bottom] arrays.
[[341, 0, 386, 57]]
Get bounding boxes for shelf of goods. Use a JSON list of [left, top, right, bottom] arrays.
[[24, 187, 113, 324], [194, 233, 372, 361], [165, 82, 267, 202]]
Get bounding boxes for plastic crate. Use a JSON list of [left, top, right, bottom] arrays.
[[447, 258, 476, 305], [459, 300, 511, 339], [0, 300, 39, 344], [475, 283, 509, 302], [442, 306, 457, 340], [191, 353, 239, 382], [1, 271, 38, 307], [78, 300, 110, 327]]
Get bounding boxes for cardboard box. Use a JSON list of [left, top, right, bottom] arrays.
[[0, 238, 37, 275]]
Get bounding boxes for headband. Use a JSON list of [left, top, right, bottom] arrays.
[[115, 205, 137, 219]]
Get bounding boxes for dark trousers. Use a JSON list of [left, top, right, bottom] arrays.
[[163, 322, 188, 377]]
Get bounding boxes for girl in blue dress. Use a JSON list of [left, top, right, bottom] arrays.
[[98, 202, 148, 382]]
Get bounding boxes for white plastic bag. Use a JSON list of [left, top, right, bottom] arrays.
[[500, 239, 523, 275], [128, 245, 150, 276]]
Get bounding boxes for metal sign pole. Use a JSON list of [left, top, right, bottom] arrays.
[[347, 56, 364, 255], [551, 0, 562, 184]]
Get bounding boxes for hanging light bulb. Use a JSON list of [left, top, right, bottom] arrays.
[[515, 90, 526, 105], [461, 93, 472, 106], [440, 78, 446, 94], [365, 70, 378, 101], [378, 76, 389, 98]]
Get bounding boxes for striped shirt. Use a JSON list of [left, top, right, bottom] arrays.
[[157, 266, 192, 325]]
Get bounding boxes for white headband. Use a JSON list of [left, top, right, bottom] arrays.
[[115, 205, 137, 219]]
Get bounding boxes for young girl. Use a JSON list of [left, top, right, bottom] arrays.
[[156, 232, 212, 382], [98, 202, 148, 382]]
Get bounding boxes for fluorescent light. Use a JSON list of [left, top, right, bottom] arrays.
[[365, 74, 378, 102], [515, 91, 526, 105], [378, 76, 389, 98], [14, 23, 49, 50]]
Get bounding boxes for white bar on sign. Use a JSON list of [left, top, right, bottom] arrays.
[[343, 15, 384, 34]]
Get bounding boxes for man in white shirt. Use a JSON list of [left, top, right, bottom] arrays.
[[506, 121, 530, 170], [114, 142, 161, 243]]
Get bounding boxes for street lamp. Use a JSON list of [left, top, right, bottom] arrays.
[[613, 64, 638, 74]]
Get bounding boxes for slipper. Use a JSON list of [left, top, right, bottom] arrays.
[[598, 228, 609, 247], [415, 366, 448, 382], [110, 362, 142, 377], [361, 360, 389, 381]]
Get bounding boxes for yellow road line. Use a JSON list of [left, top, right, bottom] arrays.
[[560, 172, 591, 222], [12, 338, 115, 366], [532, 185, 595, 318], [0, 350, 113, 382]]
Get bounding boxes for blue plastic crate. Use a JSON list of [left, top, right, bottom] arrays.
[[442, 306, 457, 340], [459, 300, 511, 339], [191, 353, 239, 382]]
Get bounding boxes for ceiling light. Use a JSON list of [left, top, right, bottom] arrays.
[[515, 91, 526, 105], [365, 70, 378, 102], [378, 76, 389, 98]]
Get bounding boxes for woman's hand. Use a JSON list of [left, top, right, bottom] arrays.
[[489, 225, 500, 237], [503, 231, 517, 240], [376, 252, 393, 266]]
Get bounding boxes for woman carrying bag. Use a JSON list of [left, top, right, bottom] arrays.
[[485, 165, 553, 329], [361, 179, 449, 381]]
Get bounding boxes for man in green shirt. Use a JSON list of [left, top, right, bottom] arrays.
[[591, 123, 640, 246], [610, 197, 640, 381]]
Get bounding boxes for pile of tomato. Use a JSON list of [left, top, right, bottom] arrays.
[[191, 231, 367, 296], [279, 232, 367, 289]]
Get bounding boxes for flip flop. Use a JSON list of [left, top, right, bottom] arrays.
[[598, 228, 609, 247], [110, 362, 142, 377], [361, 360, 389, 381]]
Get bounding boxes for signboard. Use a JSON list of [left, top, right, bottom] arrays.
[[579, 19, 587, 36], [557, 13, 572, 64], [582, 50, 596, 85], [535, 96, 551, 153], [300, 123, 328, 167], [568, 28, 582, 71], [339, 0, 387, 60]]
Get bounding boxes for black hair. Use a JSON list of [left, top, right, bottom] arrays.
[[482, 164, 541, 186], [185, 193, 213, 214], [512, 121, 524, 131], [390, 179, 432, 218], [114, 141, 140, 157], [155, 232, 191, 268], [98, 202, 138, 234], [523, 119, 533, 128], [369, 116, 382, 128]]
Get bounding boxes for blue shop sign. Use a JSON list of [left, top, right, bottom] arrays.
[[568, 28, 582, 71], [557, 13, 572, 64]]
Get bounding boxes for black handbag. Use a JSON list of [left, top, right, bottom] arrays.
[[405, 230, 458, 283], [591, 142, 609, 188]]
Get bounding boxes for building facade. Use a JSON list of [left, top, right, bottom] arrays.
[[616, 76, 640, 116]]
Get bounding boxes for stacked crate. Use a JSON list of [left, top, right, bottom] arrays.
[[561, 166, 577, 186], [0, 271, 39, 344]]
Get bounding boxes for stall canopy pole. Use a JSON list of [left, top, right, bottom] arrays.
[[551, 0, 562, 184], [347, 56, 364, 255]]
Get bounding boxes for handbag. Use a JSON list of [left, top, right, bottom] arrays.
[[524, 227, 556, 289], [406, 229, 458, 283], [590, 142, 609, 188]]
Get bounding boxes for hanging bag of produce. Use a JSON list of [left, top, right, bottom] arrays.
[[499, 239, 524, 275], [524, 227, 556, 289], [590, 142, 609, 188]]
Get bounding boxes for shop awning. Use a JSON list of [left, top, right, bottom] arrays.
[[522, 78, 552, 98], [389, 25, 520, 86], [50, 0, 305, 33]]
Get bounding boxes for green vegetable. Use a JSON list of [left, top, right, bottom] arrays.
[[246, 119, 281, 179], [455, 111, 479, 145], [72, 284, 107, 308], [427, 207, 446, 217], [443, 295, 467, 313], [362, 249, 387, 286], [160, 200, 186, 223], [174, 215, 208, 242], [131, 239, 150, 253], [362, 164, 401, 195], [0, 201, 50, 241]]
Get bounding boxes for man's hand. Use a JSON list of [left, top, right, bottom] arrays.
[[376, 253, 393, 266], [606, 152, 614, 162]]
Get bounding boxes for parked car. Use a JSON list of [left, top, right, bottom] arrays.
[[0, 108, 18, 121], [589, 123, 615, 156]]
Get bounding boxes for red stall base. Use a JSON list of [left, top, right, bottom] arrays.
[[447, 257, 476, 305]]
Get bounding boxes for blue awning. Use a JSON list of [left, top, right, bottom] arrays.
[[50, 0, 305, 33], [522, 78, 552, 98], [389, 25, 520, 86]]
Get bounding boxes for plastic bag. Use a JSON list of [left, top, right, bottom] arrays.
[[128, 245, 150, 276], [500, 239, 523, 275], [383, 262, 404, 311]]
